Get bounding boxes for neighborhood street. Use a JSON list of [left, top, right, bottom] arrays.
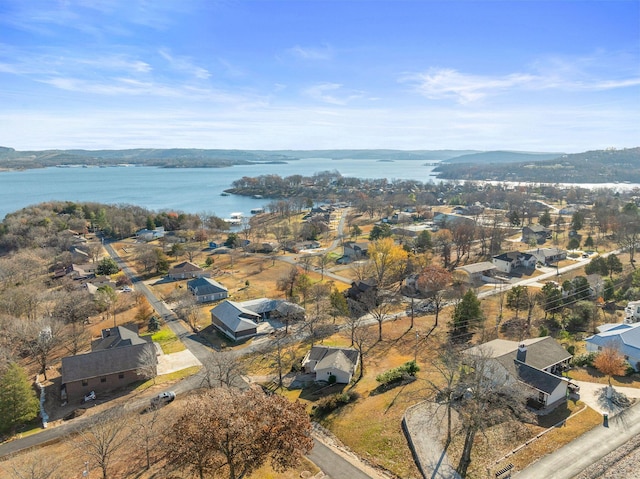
[[0, 240, 386, 479], [515, 399, 640, 479]]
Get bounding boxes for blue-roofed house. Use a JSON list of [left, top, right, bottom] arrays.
[[585, 322, 640, 371]]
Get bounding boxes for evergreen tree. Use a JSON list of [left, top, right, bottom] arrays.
[[0, 363, 40, 434], [538, 210, 552, 228], [606, 254, 623, 279], [571, 211, 584, 231], [584, 235, 595, 249], [414, 229, 433, 253], [368, 223, 392, 241], [451, 290, 483, 341], [96, 257, 120, 276]]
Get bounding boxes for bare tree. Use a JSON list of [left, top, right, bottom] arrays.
[[352, 320, 375, 381], [315, 253, 332, 280], [454, 349, 531, 477], [417, 265, 453, 329], [74, 409, 130, 479], [3, 450, 61, 479], [200, 352, 246, 389], [133, 404, 163, 471], [15, 317, 64, 380]]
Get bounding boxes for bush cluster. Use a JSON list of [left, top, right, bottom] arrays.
[[375, 360, 420, 385], [573, 352, 597, 367], [312, 391, 360, 418]]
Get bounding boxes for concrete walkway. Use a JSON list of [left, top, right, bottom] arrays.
[[515, 397, 640, 479]]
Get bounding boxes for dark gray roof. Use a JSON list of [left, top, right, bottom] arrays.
[[187, 277, 227, 295], [92, 325, 147, 351], [306, 346, 359, 367], [514, 361, 565, 394], [62, 342, 155, 384], [470, 337, 572, 372]]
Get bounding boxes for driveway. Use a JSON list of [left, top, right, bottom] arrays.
[[156, 349, 202, 375], [572, 380, 640, 416]]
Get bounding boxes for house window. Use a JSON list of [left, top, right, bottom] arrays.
[[538, 392, 545, 403], [598, 346, 602, 351], [100, 377, 107, 383], [82, 379, 88, 387], [119, 373, 125, 379]]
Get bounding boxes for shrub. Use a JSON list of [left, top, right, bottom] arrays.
[[625, 363, 636, 376], [376, 360, 420, 385], [566, 344, 576, 356], [327, 374, 336, 385], [573, 352, 597, 367], [312, 391, 360, 418]]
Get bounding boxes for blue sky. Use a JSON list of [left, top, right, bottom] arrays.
[[0, 0, 638, 152]]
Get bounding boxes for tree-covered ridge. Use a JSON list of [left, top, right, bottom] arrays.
[[434, 147, 640, 183], [0, 147, 475, 170], [0, 201, 227, 254]]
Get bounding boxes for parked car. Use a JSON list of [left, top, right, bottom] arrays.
[[121, 285, 132, 292], [81, 390, 96, 404], [150, 391, 176, 407]]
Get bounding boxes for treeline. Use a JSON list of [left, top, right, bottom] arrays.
[[0, 201, 227, 254], [434, 147, 640, 183]]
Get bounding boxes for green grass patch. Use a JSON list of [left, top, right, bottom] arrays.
[[143, 327, 186, 354]]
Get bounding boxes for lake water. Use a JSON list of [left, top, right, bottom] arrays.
[[1, 158, 637, 221], [0, 158, 441, 221]]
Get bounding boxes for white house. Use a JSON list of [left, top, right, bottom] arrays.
[[492, 252, 536, 274], [585, 322, 640, 371], [302, 346, 360, 384], [624, 301, 640, 324], [463, 337, 573, 410]]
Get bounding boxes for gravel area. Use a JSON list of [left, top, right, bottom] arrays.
[[574, 434, 640, 479]]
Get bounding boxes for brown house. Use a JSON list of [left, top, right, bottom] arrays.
[[61, 325, 156, 402], [167, 261, 209, 280]]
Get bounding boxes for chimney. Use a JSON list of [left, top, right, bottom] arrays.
[[516, 343, 527, 363]]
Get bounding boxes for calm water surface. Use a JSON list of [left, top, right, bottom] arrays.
[[0, 158, 440, 221], [1, 158, 637, 221]]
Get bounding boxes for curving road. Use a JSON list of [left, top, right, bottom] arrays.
[[0, 238, 384, 479]]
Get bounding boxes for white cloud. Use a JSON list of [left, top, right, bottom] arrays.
[[303, 83, 364, 105], [288, 45, 333, 61], [403, 59, 640, 104], [158, 49, 211, 80]]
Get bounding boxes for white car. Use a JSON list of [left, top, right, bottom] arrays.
[[150, 391, 176, 407], [121, 286, 132, 292]]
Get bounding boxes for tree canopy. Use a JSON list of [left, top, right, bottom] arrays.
[[166, 388, 313, 479]]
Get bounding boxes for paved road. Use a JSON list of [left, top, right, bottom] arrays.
[[0, 240, 380, 479], [515, 399, 640, 479], [308, 439, 383, 479]]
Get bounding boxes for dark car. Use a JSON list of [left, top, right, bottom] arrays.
[[150, 391, 176, 407]]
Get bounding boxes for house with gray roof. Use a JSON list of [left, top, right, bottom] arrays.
[[522, 224, 552, 244], [210, 298, 305, 341], [187, 277, 228, 303], [61, 325, 156, 402], [586, 322, 640, 371], [463, 337, 573, 410], [167, 261, 209, 280], [492, 251, 536, 274], [302, 346, 360, 384], [455, 262, 498, 286], [529, 247, 567, 266]]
